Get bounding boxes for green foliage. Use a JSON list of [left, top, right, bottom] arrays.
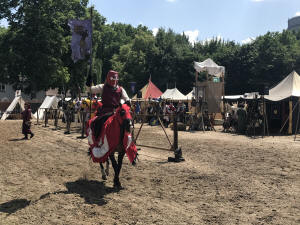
[[1, 1, 300, 97], [0, 0, 88, 94]]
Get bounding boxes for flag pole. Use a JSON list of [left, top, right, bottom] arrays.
[[89, 6, 93, 120]]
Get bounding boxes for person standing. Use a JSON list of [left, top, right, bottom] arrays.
[[21, 103, 34, 139]]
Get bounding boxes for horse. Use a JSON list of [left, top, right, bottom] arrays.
[[87, 103, 138, 188]]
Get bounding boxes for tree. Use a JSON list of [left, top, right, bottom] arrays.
[[0, 0, 89, 94], [110, 30, 158, 94]]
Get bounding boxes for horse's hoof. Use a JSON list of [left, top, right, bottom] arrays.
[[102, 175, 107, 180], [113, 179, 122, 189], [113, 184, 123, 190]]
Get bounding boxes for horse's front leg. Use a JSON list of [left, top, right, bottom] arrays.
[[109, 152, 125, 188], [116, 151, 125, 178], [109, 153, 120, 187]]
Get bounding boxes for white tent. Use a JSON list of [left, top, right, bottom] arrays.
[[222, 95, 243, 100], [194, 58, 225, 77], [265, 71, 300, 101], [1, 95, 26, 120], [185, 90, 195, 100], [161, 88, 186, 100], [33, 96, 58, 120], [223, 92, 260, 100]]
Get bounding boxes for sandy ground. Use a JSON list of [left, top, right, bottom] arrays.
[[0, 120, 300, 225]]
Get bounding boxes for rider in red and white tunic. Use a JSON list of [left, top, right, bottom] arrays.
[[90, 70, 130, 116], [87, 70, 135, 163]]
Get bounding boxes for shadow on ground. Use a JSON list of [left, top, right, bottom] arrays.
[[64, 179, 118, 205], [0, 179, 118, 214], [9, 138, 28, 142], [0, 199, 31, 214]]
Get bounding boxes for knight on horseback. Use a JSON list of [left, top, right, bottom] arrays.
[[88, 70, 131, 143], [87, 70, 137, 188]]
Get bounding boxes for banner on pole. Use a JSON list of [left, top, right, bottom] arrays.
[[129, 82, 136, 94], [68, 19, 92, 63]]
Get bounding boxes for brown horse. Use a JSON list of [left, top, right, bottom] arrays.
[[87, 103, 138, 188]]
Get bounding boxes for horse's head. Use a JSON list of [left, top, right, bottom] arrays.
[[116, 103, 133, 133]]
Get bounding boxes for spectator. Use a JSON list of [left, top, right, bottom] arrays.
[[21, 103, 34, 139]]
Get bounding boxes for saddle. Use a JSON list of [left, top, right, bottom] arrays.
[[91, 112, 114, 140]]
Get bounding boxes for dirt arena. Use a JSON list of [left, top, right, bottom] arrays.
[[0, 120, 300, 225]]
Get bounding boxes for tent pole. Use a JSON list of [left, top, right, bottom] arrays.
[[222, 72, 225, 120], [294, 97, 300, 141], [279, 100, 299, 133], [288, 99, 293, 134]]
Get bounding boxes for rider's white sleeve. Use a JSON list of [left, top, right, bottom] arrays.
[[121, 87, 130, 102], [91, 84, 104, 95]]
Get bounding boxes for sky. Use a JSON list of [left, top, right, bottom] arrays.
[[1, 0, 299, 44]]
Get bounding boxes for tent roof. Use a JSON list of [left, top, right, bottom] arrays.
[[265, 71, 300, 101], [132, 79, 162, 99], [194, 58, 225, 77], [1, 96, 26, 120], [185, 90, 194, 100], [161, 88, 186, 100], [33, 96, 58, 120]]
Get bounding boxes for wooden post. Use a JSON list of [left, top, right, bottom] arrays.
[[263, 96, 265, 138], [54, 109, 58, 129], [222, 73, 225, 120], [200, 102, 205, 132], [294, 98, 300, 141], [195, 71, 198, 115], [44, 109, 48, 127], [280, 101, 299, 133], [81, 111, 85, 138], [173, 113, 178, 151], [65, 108, 71, 134], [265, 100, 270, 136], [37, 109, 39, 125], [288, 99, 293, 134]]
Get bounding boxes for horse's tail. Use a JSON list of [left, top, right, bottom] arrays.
[[87, 147, 92, 158]]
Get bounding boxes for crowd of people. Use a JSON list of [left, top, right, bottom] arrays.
[[19, 69, 205, 137], [222, 100, 264, 135], [131, 100, 188, 128]]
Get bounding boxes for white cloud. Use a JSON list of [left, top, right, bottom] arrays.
[[166, 0, 177, 2], [241, 37, 255, 44], [152, 28, 159, 36], [251, 0, 264, 2], [202, 35, 223, 44], [295, 12, 300, 17], [183, 30, 199, 44]]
